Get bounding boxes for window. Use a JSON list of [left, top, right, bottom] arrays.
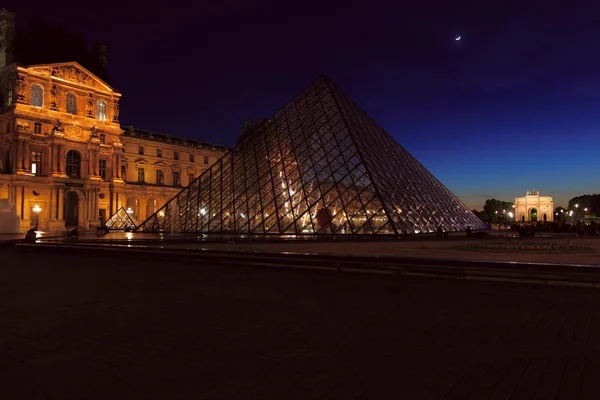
[[157, 148, 162, 158], [30, 84, 43, 107], [66, 150, 81, 178], [121, 164, 126, 178], [99, 159, 107, 179], [31, 151, 42, 175], [99, 133, 106, 144], [156, 169, 164, 185], [66, 93, 77, 114], [7, 80, 13, 106], [138, 146, 144, 155], [174, 151, 179, 160], [204, 156, 209, 164], [173, 171, 181, 186], [137, 167, 145, 183], [33, 122, 42, 135], [190, 154, 194, 162], [97, 100, 107, 120], [188, 172, 194, 184]]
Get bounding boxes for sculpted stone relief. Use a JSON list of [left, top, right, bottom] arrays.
[[15, 74, 26, 103], [63, 124, 89, 141], [51, 66, 98, 88]]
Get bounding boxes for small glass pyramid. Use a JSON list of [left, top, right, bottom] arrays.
[[105, 207, 137, 231], [136, 76, 488, 235]]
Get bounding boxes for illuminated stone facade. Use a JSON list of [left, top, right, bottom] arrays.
[[514, 191, 554, 222], [0, 10, 227, 232]]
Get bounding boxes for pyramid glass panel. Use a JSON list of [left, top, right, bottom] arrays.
[[136, 76, 489, 235], [105, 207, 137, 231]]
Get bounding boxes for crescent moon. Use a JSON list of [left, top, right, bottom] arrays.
[[455, 35, 461, 41]]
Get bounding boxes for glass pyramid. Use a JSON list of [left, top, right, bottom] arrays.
[[105, 207, 137, 231], [136, 76, 488, 235]]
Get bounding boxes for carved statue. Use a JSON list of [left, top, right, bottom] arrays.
[[90, 126, 98, 139], [15, 75, 26, 103], [112, 99, 120, 122], [50, 84, 59, 110], [52, 119, 64, 134], [127, 126, 135, 135], [87, 93, 94, 117]]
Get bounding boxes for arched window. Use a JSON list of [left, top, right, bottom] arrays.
[[66, 93, 77, 114], [97, 100, 106, 121], [66, 150, 81, 178], [30, 84, 44, 107]]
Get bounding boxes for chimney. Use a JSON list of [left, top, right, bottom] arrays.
[[94, 42, 108, 70], [0, 9, 16, 68]]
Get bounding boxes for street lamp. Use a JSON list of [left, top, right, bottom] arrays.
[[32, 204, 42, 230]]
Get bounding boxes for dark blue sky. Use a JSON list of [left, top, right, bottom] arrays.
[[9, 0, 600, 208]]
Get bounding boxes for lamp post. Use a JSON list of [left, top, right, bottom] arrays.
[[32, 204, 42, 231]]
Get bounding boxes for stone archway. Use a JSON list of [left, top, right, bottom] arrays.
[[125, 196, 140, 223], [64, 189, 85, 227], [530, 208, 538, 222], [146, 197, 158, 219]]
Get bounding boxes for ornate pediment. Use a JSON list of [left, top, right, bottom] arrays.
[[25, 62, 114, 92]]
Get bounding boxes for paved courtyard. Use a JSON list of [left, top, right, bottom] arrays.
[[3, 248, 600, 398]]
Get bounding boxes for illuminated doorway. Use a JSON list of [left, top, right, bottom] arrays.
[[530, 208, 538, 222], [64, 191, 79, 226]]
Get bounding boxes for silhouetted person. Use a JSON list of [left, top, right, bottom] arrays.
[[436, 225, 443, 239], [70, 227, 79, 239], [466, 226, 472, 237], [24, 228, 36, 243]]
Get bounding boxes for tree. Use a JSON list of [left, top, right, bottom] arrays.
[[483, 199, 515, 222], [554, 206, 567, 222], [567, 194, 600, 218], [472, 209, 488, 222]]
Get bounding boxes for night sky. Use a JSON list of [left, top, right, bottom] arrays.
[[8, 0, 600, 209]]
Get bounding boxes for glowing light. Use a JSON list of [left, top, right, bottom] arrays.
[[158, 211, 165, 217], [455, 35, 461, 41], [200, 208, 206, 215], [126, 207, 133, 214], [33, 204, 42, 213]]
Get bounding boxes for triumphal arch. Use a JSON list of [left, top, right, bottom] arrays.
[[514, 191, 554, 222]]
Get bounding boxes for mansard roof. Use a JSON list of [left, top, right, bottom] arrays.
[[121, 126, 230, 153]]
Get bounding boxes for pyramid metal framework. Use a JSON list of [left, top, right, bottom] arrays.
[[105, 207, 137, 231], [136, 76, 488, 235]]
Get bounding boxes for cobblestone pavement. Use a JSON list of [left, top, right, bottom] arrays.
[[3, 249, 600, 399]]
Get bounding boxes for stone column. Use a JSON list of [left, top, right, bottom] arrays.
[[57, 144, 64, 173], [48, 189, 54, 222], [16, 139, 23, 170], [93, 188, 99, 221], [15, 184, 22, 220], [57, 185, 64, 221], [109, 189, 114, 215], [24, 140, 31, 171], [51, 143, 57, 173], [88, 150, 95, 177], [94, 150, 99, 176], [116, 154, 121, 178], [111, 153, 116, 179]]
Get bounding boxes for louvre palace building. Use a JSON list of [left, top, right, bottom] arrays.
[[0, 10, 227, 232]]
